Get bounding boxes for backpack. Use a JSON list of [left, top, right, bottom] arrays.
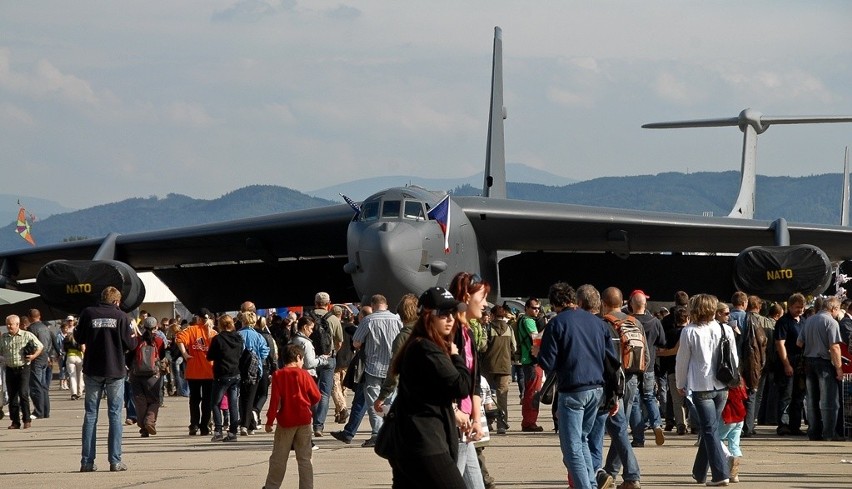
[[239, 347, 261, 385], [308, 310, 335, 356], [603, 313, 649, 374], [132, 339, 159, 377]]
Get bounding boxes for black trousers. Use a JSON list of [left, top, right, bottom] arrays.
[[239, 380, 260, 430], [6, 365, 31, 425], [187, 379, 213, 433], [390, 452, 466, 489]]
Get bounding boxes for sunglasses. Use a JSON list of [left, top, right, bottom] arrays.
[[469, 273, 483, 286], [432, 309, 456, 318], [529, 306, 541, 310]]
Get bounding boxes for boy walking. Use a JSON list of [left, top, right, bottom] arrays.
[[263, 344, 321, 489]]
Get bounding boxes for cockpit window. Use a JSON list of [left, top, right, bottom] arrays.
[[404, 201, 426, 220], [360, 201, 379, 221], [382, 200, 401, 218]]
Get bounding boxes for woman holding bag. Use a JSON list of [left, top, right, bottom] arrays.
[[382, 287, 473, 488], [675, 294, 739, 486]]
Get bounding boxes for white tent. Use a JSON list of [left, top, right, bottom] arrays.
[[139, 272, 178, 320]]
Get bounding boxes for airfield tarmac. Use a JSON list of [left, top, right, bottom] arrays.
[[1, 383, 850, 489]]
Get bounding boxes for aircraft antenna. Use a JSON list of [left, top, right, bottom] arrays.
[[643, 109, 852, 219], [483, 26, 507, 199], [842, 146, 850, 226]]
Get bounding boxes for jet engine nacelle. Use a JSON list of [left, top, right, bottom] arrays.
[[36, 260, 146, 313], [733, 244, 832, 300]]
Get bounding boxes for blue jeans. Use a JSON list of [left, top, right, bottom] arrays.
[[804, 357, 840, 440], [691, 389, 729, 483], [602, 396, 641, 483], [82, 375, 124, 466], [363, 372, 385, 436], [124, 375, 136, 421], [313, 357, 336, 431], [173, 357, 189, 396], [212, 376, 241, 434], [29, 362, 50, 418], [342, 380, 368, 439], [557, 387, 603, 489], [456, 440, 486, 489]]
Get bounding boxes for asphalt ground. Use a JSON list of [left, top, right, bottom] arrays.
[[1, 381, 851, 489]]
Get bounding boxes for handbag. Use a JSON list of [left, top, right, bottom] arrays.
[[342, 348, 365, 390], [538, 372, 558, 405], [715, 322, 741, 388], [373, 408, 402, 459]]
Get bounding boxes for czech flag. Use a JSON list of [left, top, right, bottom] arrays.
[[427, 194, 451, 253]]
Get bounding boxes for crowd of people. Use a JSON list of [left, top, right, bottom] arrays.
[[1, 279, 850, 488]]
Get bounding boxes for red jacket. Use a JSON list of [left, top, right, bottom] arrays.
[[265, 366, 320, 428], [722, 384, 747, 425]]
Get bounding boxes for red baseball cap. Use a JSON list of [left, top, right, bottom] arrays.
[[630, 289, 650, 299]]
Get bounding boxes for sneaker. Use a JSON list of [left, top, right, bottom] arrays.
[[80, 464, 97, 472], [361, 436, 377, 448], [223, 432, 238, 442], [728, 456, 740, 483], [311, 442, 319, 451], [247, 429, 255, 435], [240, 427, 248, 436], [189, 426, 199, 436], [124, 418, 134, 425], [314, 429, 323, 437], [705, 479, 729, 487], [776, 425, 791, 436], [521, 425, 544, 432], [29, 414, 38, 420], [109, 462, 128, 472], [596, 470, 614, 489], [330, 430, 352, 444], [145, 424, 157, 436], [616, 481, 641, 489], [211, 431, 224, 442], [630, 440, 644, 448], [653, 426, 665, 446]]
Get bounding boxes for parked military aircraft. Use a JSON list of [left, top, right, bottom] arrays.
[[2, 27, 852, 316]]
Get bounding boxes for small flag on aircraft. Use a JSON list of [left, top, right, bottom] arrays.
[[340, 193, 361, 218], [15, 205, 35, 246], [427, 194, 451, 253]]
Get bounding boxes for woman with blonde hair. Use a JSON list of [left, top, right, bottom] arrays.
[[676, 294, 738, 486]]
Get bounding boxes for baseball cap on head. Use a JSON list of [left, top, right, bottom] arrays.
[[418, 287, 467, 314], [630, 289, 650, 299]]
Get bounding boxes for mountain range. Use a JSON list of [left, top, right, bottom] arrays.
[[0, 171, 846, 252]]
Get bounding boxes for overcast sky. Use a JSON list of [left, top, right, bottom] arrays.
[[2, 1, 851, 209]]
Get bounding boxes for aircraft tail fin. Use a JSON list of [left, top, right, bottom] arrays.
[[483, 26, 507, 199], [842, 146, 850, 226], [644, 109, 852, 219]]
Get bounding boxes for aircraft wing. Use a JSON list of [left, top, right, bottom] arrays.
[[454, 197, 852, 300], [455, 196, 852, 258], [0, 204, 357, 311]]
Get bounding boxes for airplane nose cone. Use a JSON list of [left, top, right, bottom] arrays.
[[349, 221, 436, 303]]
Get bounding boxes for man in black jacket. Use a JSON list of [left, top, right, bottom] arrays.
[[26, 309, 53, 420], [75, 286, 135, 473]]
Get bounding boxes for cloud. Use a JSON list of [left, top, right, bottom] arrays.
[[547, 86, 594, 108], [325, 4, 361, 20], [0, 48, 98, 106], [653, 72, 696, 105], [719, 69, 836, 104], [0, 102, 35, 127], [163, 102, 218, 127], [211, 0, 278, 23]]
